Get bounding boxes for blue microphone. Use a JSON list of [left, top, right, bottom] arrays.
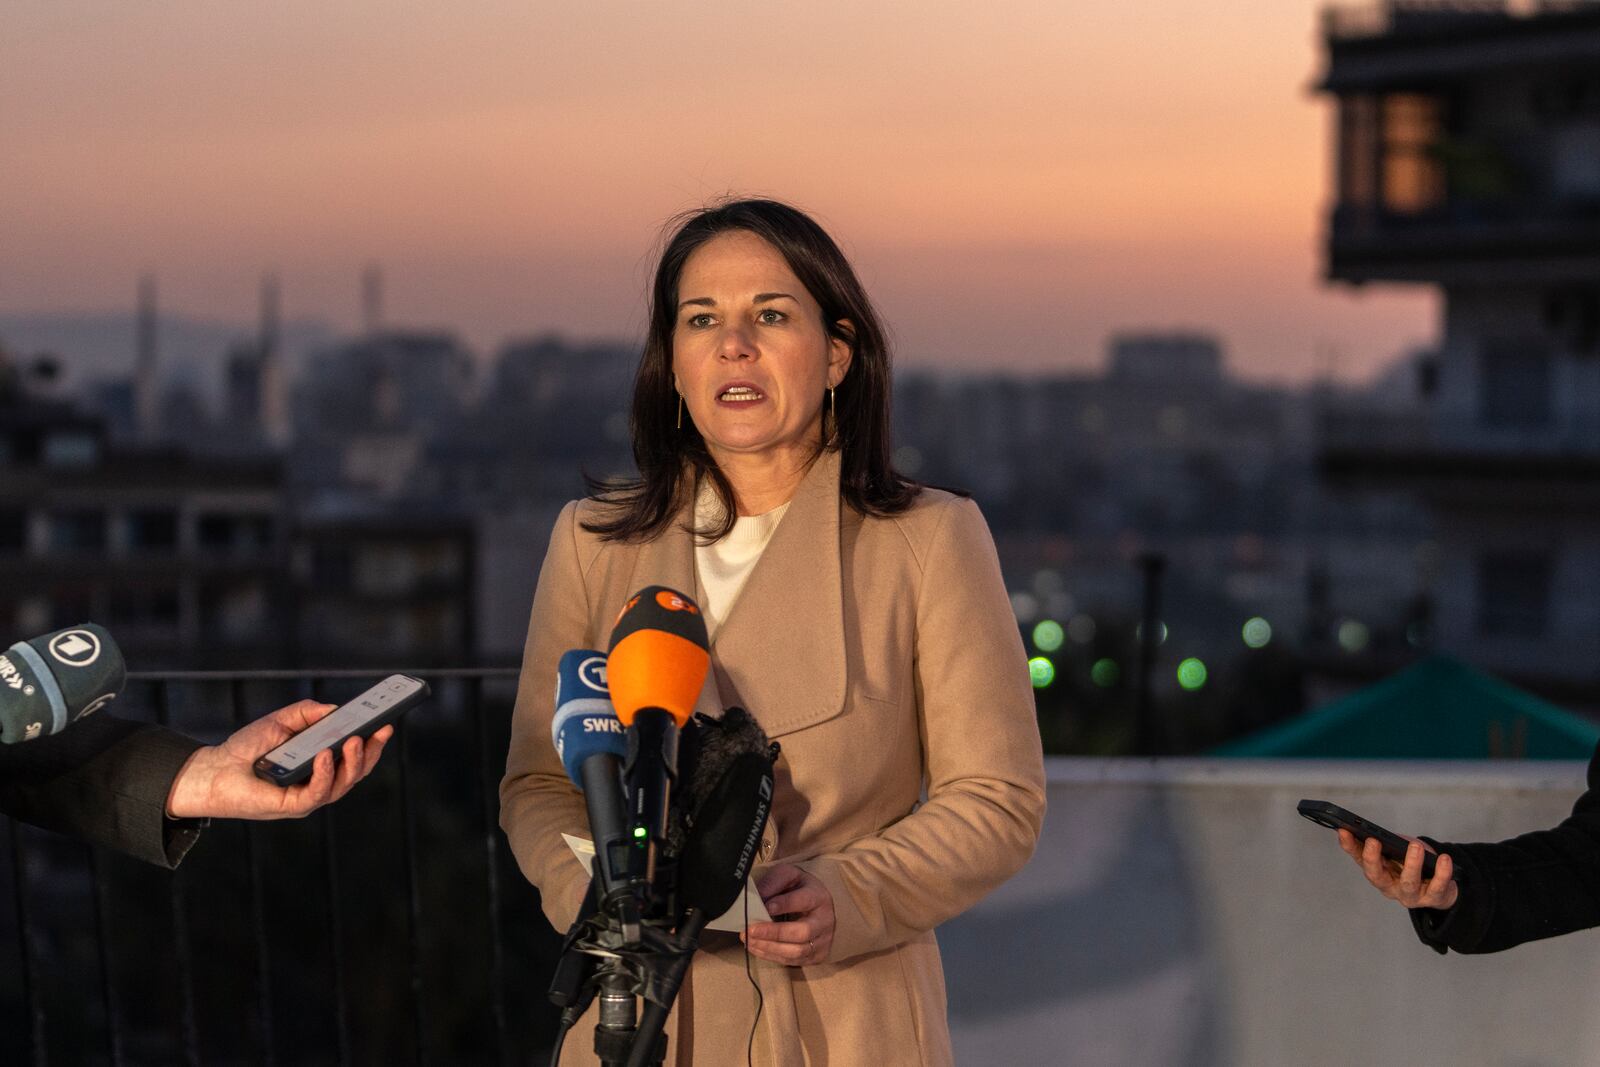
[[552, 650, 624, 785], [551, 649, 639, 938]]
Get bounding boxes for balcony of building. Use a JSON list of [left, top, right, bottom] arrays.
[[1317, 404, 1600, 505], [1318, 3, 1600, 283], [1321, 1, 1600, 63], [2, 670, 1598, 1065]]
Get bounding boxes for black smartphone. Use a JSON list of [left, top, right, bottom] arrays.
[[1297, 798, 1457, 883], [253, 674, 429, 786]]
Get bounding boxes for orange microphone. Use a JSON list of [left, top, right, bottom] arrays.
[[607, 586, 709, 726], [606, 586, 710, 910]]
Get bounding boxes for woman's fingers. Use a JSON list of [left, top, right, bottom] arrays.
[[762, 883, 827, 920], [755, 863, 806, 903], [743, 920, 831, 966], [746, 863, 836, 966]]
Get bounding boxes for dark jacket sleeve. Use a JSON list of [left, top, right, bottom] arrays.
[[0, 713, 206, 868], [1411, 742, 1600, 954]]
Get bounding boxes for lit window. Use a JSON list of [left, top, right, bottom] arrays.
[[1381, 93, 1445, 215]]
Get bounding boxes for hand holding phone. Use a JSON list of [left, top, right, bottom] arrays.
[[1298, 799, 1454, 883], [1300, 798, 1462, 912], [253, 674, 429, 786]]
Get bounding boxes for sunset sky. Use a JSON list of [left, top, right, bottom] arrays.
[[3, 1, 1435, 382]]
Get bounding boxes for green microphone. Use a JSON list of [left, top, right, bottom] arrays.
[[0, 624, 127, 744]]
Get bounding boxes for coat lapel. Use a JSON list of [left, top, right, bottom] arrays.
[[621, 505, 698, 617], [708, 450, 847, 738]]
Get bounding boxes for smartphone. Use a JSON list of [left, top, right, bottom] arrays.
[[253, 674, 430, 786], [1297, 799, 1458, 883]]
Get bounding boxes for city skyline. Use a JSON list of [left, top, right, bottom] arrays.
[[5, 1, 1434, 383]]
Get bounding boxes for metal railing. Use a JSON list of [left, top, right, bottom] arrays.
[[0, 668, 562, 1067]]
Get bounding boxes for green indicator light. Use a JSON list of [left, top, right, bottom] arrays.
[[1242, 617, 1272, 649], [1028, 656, 1056, 688], [1090, 658, 1119, 688], [1032, 620, 1065, 652], [1177, 657, 1208, 690], [1337, 619, 1370, 653], [632, 827, 647, 839]]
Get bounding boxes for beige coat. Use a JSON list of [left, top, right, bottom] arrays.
[[500, 450, 1046, 1066]]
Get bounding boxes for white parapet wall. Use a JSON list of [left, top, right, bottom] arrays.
[[941, 757, 1599, 1067]]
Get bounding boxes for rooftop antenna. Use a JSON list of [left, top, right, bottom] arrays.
[[135, 274, 159, 440], [259, 273, 288, 445], [362, 263, 383, 335]]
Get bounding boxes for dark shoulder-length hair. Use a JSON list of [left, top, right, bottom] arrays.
[[583, 198, 923, 542]]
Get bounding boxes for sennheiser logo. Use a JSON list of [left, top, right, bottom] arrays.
[[80, 692, 117, 718], [48, 630, 101, 668], [579, 655, 608, 693], [24, 722, 42, 740], [735, 779, 774, 881]]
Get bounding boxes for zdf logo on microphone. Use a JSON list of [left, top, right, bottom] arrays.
[[654, 590, 700, 615], [48, 629, 101, 668]]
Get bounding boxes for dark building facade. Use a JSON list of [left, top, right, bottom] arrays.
[[1318, 0, 1600, 695]]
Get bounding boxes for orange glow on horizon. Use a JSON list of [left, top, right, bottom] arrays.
[[1, 1, 1434, 380]]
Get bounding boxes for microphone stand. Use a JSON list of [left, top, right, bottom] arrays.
[[623, 911, 707, 1067], [549, 915, 671, 1067], [594, 966, 667, 1067]]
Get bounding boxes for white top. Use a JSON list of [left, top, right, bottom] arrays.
[[692, 481, 791, 638]]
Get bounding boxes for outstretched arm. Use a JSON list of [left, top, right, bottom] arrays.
[[166, 698, 391, 820]]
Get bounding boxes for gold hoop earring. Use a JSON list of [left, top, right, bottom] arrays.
[[676, 392, 684, 430]]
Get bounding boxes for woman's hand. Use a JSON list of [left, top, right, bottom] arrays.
[[1337, 829, 1459, 910], [743, 862, 835, 966]]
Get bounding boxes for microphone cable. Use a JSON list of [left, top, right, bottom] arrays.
[[743, 886, 762, 1067]]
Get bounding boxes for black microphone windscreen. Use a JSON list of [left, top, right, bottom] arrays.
[[672, 707, 778, 919]]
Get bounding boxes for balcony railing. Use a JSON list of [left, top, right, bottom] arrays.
[[1326, 202, 1600, 282], [0, 668, 557, 1067], [8, 681, 1598, 1065]]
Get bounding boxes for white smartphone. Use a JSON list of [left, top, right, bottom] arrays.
[[252, 674, 429, 786]]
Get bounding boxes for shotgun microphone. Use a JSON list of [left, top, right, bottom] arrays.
[[627, 706, 778, 1067]]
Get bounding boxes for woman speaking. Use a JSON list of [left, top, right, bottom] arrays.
[[500, 199, 1046, 1066]]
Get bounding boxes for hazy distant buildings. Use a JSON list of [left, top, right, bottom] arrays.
[[896, 331, 1318, 540], [893, 330, 1429, 731], [291, 513, 474, 669], [1318, 0, 1600, 695], [1107, 333, 1225, 386], [0, 380, 292, 668], [291, 329, 476, 499], [1, 342, 484, 669]]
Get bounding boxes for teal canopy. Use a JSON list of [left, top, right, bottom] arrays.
[[1214, 655, 1600, 759]]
